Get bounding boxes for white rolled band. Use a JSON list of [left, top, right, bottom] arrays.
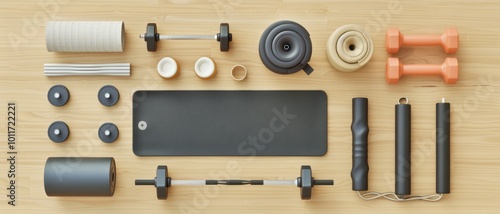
[[326, 25, 374, 72], [44, 63, 130, 76], [46, 21, 125, 52]]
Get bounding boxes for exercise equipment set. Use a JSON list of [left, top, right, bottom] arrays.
[[48, 121, 70, 143], [140, 23, 232, 52], [350, 97, 451, 202], [135, 165, 333, 200], [133, 90, 327, 156], [98, 85, 120, 107], [386, 28, 459, 54], [327, 25, 374, 72], [44, 157, 116, 196], [99, 122, 119, 143], [47, 85, 70, 107], [386, 58, 458, 84], [40, 17, 461, 204], [259, 20, 314, 75], [46, 21, 125, 52], [44, 63, 131, 76]]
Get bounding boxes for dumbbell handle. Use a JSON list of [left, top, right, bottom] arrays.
[[403, 34, 444, 46], [401, 63, 445, 76], [135, 179, 333, 186], [139, 34, 217, 40]]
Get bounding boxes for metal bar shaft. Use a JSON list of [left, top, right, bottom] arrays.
[[139, 34, 216, 40]]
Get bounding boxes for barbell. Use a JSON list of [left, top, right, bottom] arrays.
[[135, 165, 333, 200], [139, 23, 232, 52]]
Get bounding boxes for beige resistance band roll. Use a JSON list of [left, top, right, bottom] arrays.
[[46, 21, 125, 52], [326, 25, 374, 72]]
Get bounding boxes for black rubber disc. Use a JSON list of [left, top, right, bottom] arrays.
[[48, 121, 70, 143], [98, 122, 119, 143], [217, 23, 231, 52], [145, 23, 159, 52], [156, 165, 168, 200], [47, 85, 70, 107], [259, 21, 314, 75], [299, 165, 313, 200], [98, 85, 120, 107]]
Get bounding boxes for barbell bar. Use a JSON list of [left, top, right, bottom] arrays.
[[139, 23, 232, 52], [135, 165, 333, 200]]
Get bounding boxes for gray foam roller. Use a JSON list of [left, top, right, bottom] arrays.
[[44, 157, 116, 196]]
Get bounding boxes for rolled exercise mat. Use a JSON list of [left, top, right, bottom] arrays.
[[44, 157, 116, 196], [133, 90, 327, 156], [44, 63, 130, 76], [46, 21, 125, 52]]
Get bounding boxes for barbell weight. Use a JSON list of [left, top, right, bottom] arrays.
[[139, 23, 232, 52], [135, 165, 333, 200]]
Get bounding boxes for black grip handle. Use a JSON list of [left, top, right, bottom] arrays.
[[351, 98, 369, 191], [436, 101, 451, 194], [395, 102, 411, 196]]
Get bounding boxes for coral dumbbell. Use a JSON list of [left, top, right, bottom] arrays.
[[386, 28, 459, 54], [386, 58, 458, 84]]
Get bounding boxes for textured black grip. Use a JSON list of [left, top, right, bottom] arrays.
[[351, 98, 369, 191], [436, 101, 451, 194], [395, 103, 411, 196]]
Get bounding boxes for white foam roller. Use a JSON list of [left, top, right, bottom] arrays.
[[46, 21, 125, 52], [44, 63, 130, 76]]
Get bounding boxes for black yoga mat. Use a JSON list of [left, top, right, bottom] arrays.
[[133, 90, 327, 156]]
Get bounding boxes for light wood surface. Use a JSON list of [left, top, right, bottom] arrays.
[[1, 0, 499, 213]]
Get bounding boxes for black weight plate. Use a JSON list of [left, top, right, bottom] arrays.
[[146, 23, 159, 52], [300, 165, 313, 200], [219, 23, 230, 52], [48, 85, 70, 107], [133, 90, 328, 156], [156, 165, 168, 200], [98, 122, 119, 143], [98, 85, 120, 107], [48, 121, 70, 143]]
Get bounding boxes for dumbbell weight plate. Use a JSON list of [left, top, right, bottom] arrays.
[[299, 165, 313, 200], [218, 23, 231, 52], [145, 23, 159, 52], [156, 165, 168, 199]]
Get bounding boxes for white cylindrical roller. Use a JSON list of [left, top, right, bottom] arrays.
[[263, 180, 297, 186], [44, 63, 130, 76], [171, 180, 206, 186], [46, 21, 125, 52]]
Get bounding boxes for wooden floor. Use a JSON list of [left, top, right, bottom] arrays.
[[1, 0, 499, 213]]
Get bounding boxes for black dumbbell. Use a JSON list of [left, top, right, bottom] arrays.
[[139, 23, 232, 52], [135, 165, 334, 200]]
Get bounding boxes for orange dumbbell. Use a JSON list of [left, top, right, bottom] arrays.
[[386, 58, 458, 84], [386, 28, 459, 54]]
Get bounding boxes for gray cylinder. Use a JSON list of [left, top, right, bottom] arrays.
[[44, 157, 116, 196]]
